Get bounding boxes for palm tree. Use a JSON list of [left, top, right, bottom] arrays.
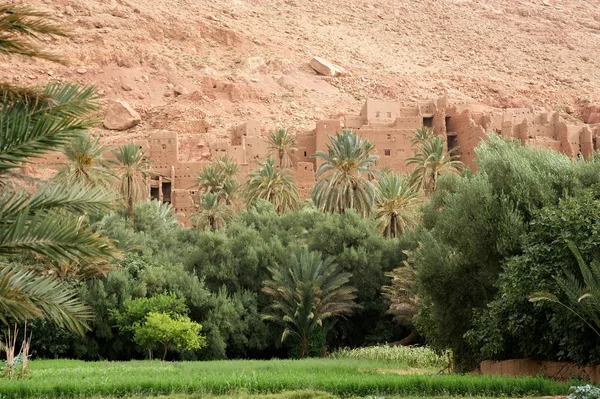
[[53, 132, 115, 189], [382, 266, 420, 346], [267, 128, 297, 169], [262, 248, 360, 357], [311, 130, 379, 217], [410, 127, 435, 146], [530, 241, 600, 337], [407, 136, 463, 195], [0, 5, 116, 334], [113, 143, 151, 220], [191, 192, 232, 231], [244, 158, 300, 213], [375, 172, 419, 238], [197, 155, 239, 205]]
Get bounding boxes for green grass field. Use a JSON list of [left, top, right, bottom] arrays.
[[0, 359, 573, 399]]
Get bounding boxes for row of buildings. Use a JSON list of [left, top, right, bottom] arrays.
[[41, 96, 600, 225], [139, 96, 600, 224]]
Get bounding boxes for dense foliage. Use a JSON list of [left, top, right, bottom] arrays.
[[467, 188, 600, 365], [411, 134, 600, 369], [22, 200, 411, 360]]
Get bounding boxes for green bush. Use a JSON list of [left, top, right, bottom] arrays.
[[467, 188, 600, 364], [413, 134, 600, 370]]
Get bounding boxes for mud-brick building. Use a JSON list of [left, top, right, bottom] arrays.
[[139, 96, 600, 225], [35, 97, 600, 226]]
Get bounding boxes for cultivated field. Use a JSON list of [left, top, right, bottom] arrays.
[[0, 358, 572, 399]]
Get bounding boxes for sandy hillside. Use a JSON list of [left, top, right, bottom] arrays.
[[3, 0, 600, 156]]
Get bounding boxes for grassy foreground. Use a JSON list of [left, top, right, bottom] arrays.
[[0, 359, 571, 398]]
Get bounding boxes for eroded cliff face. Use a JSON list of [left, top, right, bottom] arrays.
[[6, 0, 600, 143]]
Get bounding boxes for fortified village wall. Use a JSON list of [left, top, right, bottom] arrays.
[[139, 96, 600, 225], [39, 97, 600, 226]]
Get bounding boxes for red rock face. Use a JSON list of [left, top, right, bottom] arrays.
[[582, 104, 600, 125]]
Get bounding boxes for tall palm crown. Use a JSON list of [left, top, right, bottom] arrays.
[[407, 135, 463, 195], [53, 132, 115, 189], [0, 4, 116, 334], [312, 130, 379, 217], [262, 248, 359, 357], [192, 192, 232, 231], [375, 172, 419, 238], [410, 127, 435, 146], [267, 128, 297, 169], [244, 158, 299, 214], [197, 155, 239, 205], [112, 143, 151, 220]]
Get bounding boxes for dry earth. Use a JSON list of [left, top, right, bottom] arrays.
[[3, 0, 600, 159]]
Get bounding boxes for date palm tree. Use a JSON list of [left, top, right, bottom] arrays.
[[407, 136, 463, 196], [192, 192, 232, 231], [382, 266, 420, 345], [262, 248, 360, 357], [244, 158, 299, 213], [113, 143, 151, 220], [53, 132, 115, 189], [410, 127, 435, 146], [375, 172, 419, 238], [0, 4, 116, 334], [267, 128, 297, 169], [197, 155, 239, 205], [312, 130, 379, 217]]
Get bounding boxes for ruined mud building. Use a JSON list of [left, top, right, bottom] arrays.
[[137, 96, 600, 225], [39, 97, 599, 226]]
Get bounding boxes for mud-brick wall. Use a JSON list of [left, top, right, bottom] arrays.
[[295, 132, 317, 165], [293, 162, 316, 199], [480, 359, 600, 383], [171, 189, 195, 227], [446, 109, 486, 170], [359, 128, 415, 173], [315, 120, 342, 167]]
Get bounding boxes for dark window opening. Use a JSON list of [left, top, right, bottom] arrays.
[[150, 187, 159, 201], [445, 116, 451, 130], [304, 151, 307, 157], [384, 149, 391, 156], [423, 117, 433, 128], [162, 182, 172, 204], [447, 135, 458, 152]]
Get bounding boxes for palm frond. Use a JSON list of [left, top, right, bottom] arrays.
[[0, 210, 116, 263], [1, 182, 115, 218], [311, 130, 379, 216], [0, 265, 92, 335], [0, 4, 69, 63], [0, 83, 100, 173], [244, 158, 299, 213]]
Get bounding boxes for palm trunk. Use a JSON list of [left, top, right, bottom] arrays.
[[390, 214, 397, 238], [300, 337, 308, 358], [278, 150, 284, 170], [127, 176, 134, 221]]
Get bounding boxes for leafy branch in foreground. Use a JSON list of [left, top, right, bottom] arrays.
[[530, 241, 600, 337]]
